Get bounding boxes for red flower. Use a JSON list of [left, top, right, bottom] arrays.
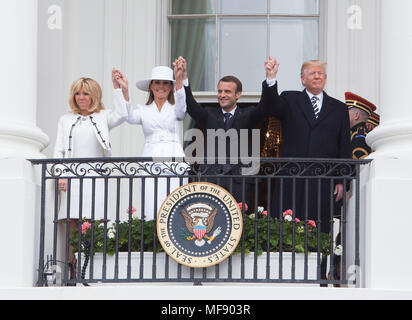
[[308, 220, 316, 228], [238, 202, 248, 212], [81, 221, 91, 234], [283, 209, 293, 217], [126, 206, 136, 214]]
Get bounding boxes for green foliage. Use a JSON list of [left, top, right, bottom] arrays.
[[69, 216, 163, 256], [234, 209, 331, 257], [70, 208, 330, 257]]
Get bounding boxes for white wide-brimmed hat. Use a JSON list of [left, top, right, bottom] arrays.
[[136, 66, 175, 92]]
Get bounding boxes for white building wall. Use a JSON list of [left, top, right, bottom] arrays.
[[5, 0, 411, 291], [326, 0, 380, 109], [37, 0, 382, 157], [35, 0, 384, 287], [37, 0, 161, 159]]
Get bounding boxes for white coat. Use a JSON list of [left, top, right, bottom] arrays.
[[53, 89, 128, 220], [126, 88, 188, 220], [54, 89, 128, 158]]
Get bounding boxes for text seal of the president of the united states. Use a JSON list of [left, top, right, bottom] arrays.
[[157, 182, 243, 268]]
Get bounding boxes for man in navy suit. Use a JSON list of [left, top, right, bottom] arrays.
[[174, 56, 279, 205], [267, 58, 351, 233]]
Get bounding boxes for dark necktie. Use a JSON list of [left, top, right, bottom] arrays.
[[223, 113, 232, 129], [311, 96, 320, 119]]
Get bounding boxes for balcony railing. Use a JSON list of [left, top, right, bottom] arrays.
[[30, 157, 371, 287]]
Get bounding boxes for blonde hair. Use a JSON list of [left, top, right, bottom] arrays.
[[301, 60, 328, 77], [69, 77, 105, 114]]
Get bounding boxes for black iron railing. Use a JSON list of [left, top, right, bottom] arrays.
[[30, 157, 371, 287]]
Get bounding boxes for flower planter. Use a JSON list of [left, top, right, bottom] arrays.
[[81, 251, 320, 282]]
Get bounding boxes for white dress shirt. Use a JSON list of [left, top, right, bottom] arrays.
[[305, 90, 324, 113]]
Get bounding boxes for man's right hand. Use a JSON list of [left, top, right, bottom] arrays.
[[264, 56, 280, 80]]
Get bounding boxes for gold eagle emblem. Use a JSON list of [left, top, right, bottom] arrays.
[[181, 202, 221, 247]]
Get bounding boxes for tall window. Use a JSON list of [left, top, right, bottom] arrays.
[[169, 0, 321, 93]]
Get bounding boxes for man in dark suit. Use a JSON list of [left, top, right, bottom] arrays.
[[174, 56, 279, 205], [267, 59, 352, 233]]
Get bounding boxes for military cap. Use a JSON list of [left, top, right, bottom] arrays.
[[368, 111, 380, 126], [345, 92, 377, 116]]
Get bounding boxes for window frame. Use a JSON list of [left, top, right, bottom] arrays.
[[165, 0, 327, 103]]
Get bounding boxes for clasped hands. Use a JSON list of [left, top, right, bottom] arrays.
[[172, 55, 280, 85], [112, 68, 128, 90], [173, 56, 187, 90], [112, 68, 129, 101]]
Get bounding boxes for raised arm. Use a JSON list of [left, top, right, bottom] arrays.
[[107, 68, 129, 129], [111, 67, 142, 124], [112, 68, 129, 102], [174, 57, 208, 125], [249, 57, 283, 122], [173, 56, 187, 91], [264, 56, 279, 81], [173, 56, 187, 120]]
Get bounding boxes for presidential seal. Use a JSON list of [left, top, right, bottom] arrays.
[[157, 182, 243, 268]]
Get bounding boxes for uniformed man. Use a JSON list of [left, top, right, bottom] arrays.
[[331, 92, 377, 284], [366, 111, 380, 133], [345, 92, 377, 159]]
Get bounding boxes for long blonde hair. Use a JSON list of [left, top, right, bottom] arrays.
[[69, 77, 105, 114]]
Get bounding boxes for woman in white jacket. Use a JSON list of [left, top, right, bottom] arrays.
[[114, 64, 188, 221], [53, 72, 128, 276]]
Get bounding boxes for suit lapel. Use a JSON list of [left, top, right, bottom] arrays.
[[316, 92, 333, 123], [216, 109, 225, 128], [299, 90, 335, 127], [298, 90, 317, 127]]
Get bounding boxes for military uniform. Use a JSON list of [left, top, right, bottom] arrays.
[[331, 92, 377, 283], [345, 91, 377, 158], [350, 122, 371, 159], [367, 111, 380, 132]]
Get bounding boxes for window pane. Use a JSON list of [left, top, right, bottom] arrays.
[[270, 0, 319, 15], [219, 18, 267, 92], [172, 0, 216, 14], [220, 0, 267, 14], [170, 19, 216, 91], [269, 18, 318, 91]]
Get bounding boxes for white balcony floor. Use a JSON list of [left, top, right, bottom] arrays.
[[2, 284, 412, 300]]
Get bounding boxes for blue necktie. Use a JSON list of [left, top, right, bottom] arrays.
[[311, 96, 320, 119], [223, 113, 232, 129]]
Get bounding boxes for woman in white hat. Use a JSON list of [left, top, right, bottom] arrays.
[[113, 63, 188, 220]]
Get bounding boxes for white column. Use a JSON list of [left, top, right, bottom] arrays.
[[362, 0, 412, 289], [0, 0, 49, 158], [366, 0, 412, 158], [0, 0, 48, 287]]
